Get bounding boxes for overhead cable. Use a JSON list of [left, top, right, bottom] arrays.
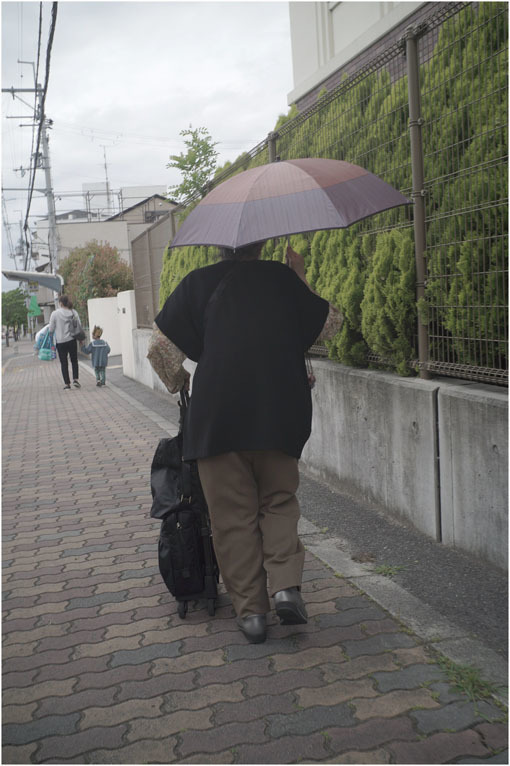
[[23, 2, 58, 257], [23, 2, 44, 268]]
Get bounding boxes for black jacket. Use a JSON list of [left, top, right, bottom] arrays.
[[155, 259, 328, 460]]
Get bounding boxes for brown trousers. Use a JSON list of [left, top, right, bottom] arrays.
[[197, 450, 305, 618]]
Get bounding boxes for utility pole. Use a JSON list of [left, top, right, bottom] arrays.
[[2, 81, 59, 275], [100, 145, 113, 216], [18, 219, 25, 270], [2, 197, 17, 266], [40, 118, 59, 271]]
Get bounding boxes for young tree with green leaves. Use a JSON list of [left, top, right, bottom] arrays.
[[2, 288, 28, 345], [167, 126, 219, 204], [58, 241, 134, 326]]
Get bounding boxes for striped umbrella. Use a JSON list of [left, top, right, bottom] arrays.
[[170, 158, 411, 250]]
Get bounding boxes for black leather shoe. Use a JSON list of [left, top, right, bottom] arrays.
[[274, 587, 308, 625], [236, 615, 267, 644]]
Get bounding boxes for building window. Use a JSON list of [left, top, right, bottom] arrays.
[[144, 210, 168, 223]]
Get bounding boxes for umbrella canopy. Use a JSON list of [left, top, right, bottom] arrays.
[[170, 158, 411, 250]]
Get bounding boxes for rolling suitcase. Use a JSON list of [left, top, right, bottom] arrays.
[[150, 389, 219, 618]]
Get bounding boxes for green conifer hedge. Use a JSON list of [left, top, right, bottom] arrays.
[[159, 3, 507, 377]]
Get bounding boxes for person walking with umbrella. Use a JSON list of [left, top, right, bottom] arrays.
[[150, 158, 409, 643], [150, 242, 342, 643]]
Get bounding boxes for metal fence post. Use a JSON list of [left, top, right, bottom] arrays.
[[267, 131, 278, 163], [404, 25, 430, 379], [169, 207, 178, 241]]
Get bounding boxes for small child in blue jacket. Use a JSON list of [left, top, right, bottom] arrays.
[[82, 326, 111, 386]]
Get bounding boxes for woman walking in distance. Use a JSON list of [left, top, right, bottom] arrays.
[[48, 295, 84, 390]]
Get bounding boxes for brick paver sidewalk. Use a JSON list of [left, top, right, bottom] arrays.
[[2, 346, 507, 764]]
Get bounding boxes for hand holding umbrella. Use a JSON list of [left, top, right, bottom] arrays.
[[286, 244, 321, 301], [285, 244, 306, 281]]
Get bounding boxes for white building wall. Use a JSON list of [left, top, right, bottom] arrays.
[[288, 1, 426, 103], [57, 222, 132, 266], [127, 223, 151, 243]]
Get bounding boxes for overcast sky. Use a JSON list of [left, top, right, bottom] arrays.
[[2, 0, 294, 290]]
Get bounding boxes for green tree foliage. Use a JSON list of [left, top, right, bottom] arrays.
[[2, 288, 28, 342], [167, 126, 219, 204], [361, 229, 416, 375], [58, 241, 134, 326], [160, 4, 507, 375], [159, 245, 218, 307], [320, 229, 370, 367], [422, 2, 508, 368]]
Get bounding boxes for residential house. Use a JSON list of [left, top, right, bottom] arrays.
[[32, 188, 176, 323], [35, 194, 175, 268]]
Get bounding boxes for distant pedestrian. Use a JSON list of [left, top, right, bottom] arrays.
[[82, 326, 111, 387], [48, 295, 84, 390]]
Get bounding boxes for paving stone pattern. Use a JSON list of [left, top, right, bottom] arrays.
[[2, 346, 507, 764]]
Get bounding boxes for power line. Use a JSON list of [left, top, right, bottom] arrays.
[[18, 4, 23, 70], [23, 2, 58, 252], [52, 120, 259, 150], [31, 2, 44, 161], [23, 3, 44, 247]]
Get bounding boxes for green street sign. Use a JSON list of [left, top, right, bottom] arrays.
[[27, 295, 42, 317]]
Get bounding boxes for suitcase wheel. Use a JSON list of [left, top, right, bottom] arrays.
[[178, 601, 188, 619], [207, 599, 215, 617]]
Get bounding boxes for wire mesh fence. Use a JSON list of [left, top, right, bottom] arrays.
[[174, 2, 507, 385], [420, 2, 508, 383]]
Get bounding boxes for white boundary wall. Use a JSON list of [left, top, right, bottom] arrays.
[[117, 291, 137, 380], [127, 329, 507, 570], [130, 328, 196, 394], [87, 297, 121, 355]]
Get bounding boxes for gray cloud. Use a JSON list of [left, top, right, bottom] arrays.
[[2, 1, 293, 285]]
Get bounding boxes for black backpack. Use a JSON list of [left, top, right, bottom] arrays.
[[158, 506, 206, 597], [150, 389, 218, 615]]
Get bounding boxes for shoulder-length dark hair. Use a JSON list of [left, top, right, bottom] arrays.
[[59, 294, 73, 309]]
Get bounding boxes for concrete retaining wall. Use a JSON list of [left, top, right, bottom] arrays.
[[126, 340, 508, 570], [438, 383, 508, 570], [301, 361, 441, 540]]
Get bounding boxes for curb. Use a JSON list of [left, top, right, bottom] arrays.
[[301, 533, 508, 705]]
